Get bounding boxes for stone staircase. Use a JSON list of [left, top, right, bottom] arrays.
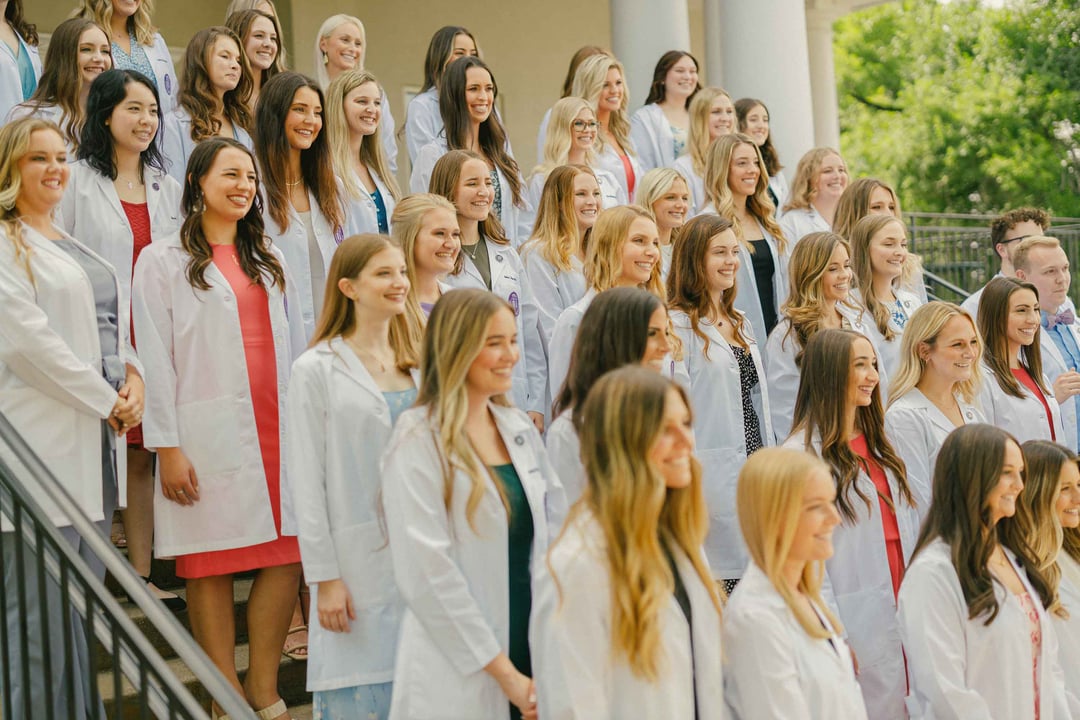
[[100, 557, 313, 719]]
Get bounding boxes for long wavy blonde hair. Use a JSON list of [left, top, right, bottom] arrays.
[[324, 69, 400, 203], [779, 231, 859, 364], [849, 214, 908, 341], [73, 0, 157, 46], [584, 205, 664, 297], [783, 147, 844, 213], [552, 366, 720, 680], [685, 87, 732, 176], [887, 301, 982, 407], [417, 289, 513, 530], [702, 133, 786, 254], [571, 53, 633, 157], [737, 447, 844, 638], [520, 164, 595, 272]]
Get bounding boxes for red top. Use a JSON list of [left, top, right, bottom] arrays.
[[1012, 367, 1056, 441], [120, 200, 153, 346], [850, 434, 904, 599], [619, 152, 636, 198]]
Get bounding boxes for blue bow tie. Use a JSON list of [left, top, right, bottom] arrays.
[[1044, 308, 1076, 330]]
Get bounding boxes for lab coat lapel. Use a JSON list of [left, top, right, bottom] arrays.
[[491, 404, 545, 529], [327, 335, 386, 404]]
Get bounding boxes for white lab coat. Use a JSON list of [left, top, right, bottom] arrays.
[[261, 192, 342, 341], [547, 288, 597, 402], [884, 389, 984, 513], [850, 286, 923, 378], [139, 33, 180, 118], [160, 108, 254, 185], [381, 403, 564, 720], [411, 135, 532, 246], [6, 104, 75, 152], [405, 87, 440, 164], [441, 238, 546, 414], [285, 337, 418, 691], [698, 204, 789, 353], [768, 172, 790, 216], [522, 167, 624, 239], [765, 303, 882, 443], [520, 248, 587, 349], [0, 223, 135, 528], [670, 310, 775, 578], [961, 274, 1002, 319], [58, 160, 182, 309], [782, 431, 920, 720], [594, 142, 642, 203], [977, 360, 1065, 445], [0, 32, 41, 122], [898, 539, 1072, 720], [723, 562, 868, 720], [1056, 553, 1080, 715], [671, 154, 705, 216], [629, 103, 678, 173], [779, 206, 830, 246], [1038, 303, 1080, 452], [531, 511, 726, 720], [341, 166, 397, 237], [544, 410, 584, 504], [131, 233, 305, 556], [377, 92, 399, 178]]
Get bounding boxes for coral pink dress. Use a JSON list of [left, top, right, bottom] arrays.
[[175, 244, 300, 578]]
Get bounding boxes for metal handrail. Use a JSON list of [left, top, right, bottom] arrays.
[[0, 409, 257, 719]]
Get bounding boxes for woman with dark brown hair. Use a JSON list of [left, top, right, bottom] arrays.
[[630, 50, 701, 173]]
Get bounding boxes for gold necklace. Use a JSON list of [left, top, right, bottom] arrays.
[[345, 337, 391, 373]]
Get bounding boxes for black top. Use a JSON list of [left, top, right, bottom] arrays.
[[664, 544, 698, 720], [750, 238, 777, 335]]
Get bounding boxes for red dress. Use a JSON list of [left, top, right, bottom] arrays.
[[850, 435, 904, 598], [121, 199, 153, 448], [175, 244, 300, 578]]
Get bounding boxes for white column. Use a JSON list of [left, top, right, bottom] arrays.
[[702, 0, 723, 87], [715, 0, 817, 175], [806, 9, 841, 150], [610, 0, 692, 110]]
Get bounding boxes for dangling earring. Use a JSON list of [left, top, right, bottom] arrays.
[[322, 52, 329, 66]]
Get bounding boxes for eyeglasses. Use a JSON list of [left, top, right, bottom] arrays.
[[572, 120, 599, 131], [999, 234, 1033, 246]]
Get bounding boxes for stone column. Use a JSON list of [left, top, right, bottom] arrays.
[[806, 7, 842, 150], [610, 0, 692, 109]]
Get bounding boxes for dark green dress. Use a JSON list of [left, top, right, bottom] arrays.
[[492, 463, 534, 720]]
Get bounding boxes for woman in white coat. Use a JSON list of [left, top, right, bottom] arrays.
[[59, 68, 185, 609], [411, 57, 530, 245], [382, 288, 562, 720], [766, 231, 880, 441], [734, 98, 788, 212], [885, 302, 985, 511], [547, 287, 673, 503], [629, 50, 701, 173], [671, 87, 735, 215], [534, 45, 608, 159], [570, 54, 641, 201], [533, 366, 724, 719], [0, 117, 143, 720], [1017, 440, 1080, 715], [699, 133, 789, 350], [225, 8, 283, 113], [254, 71, 345, 342], [0, 1, 41, 121], [779, 147, 848, 245], [132, 138, 305, 720], [325, 69, 399, 236], [978, 276, 1066, 444], [160, 26, 254, 185], [405, 25, 478, 163], [286, 234, 420, 719], [898, 424, 1073, 720], [391, 194, 460, 337], [75, 0, 179, 117], [635, 167, 690, 281], [429, 150, 546, 429], [724, 448, 867, 720], [669, 214, 774, 590], [849, 214, 923, 376], [783, 329, 920, 720], [547, 205, 664, 401]]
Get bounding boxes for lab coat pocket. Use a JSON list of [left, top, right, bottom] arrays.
[[5, 387, 77, 461], [334, 521, 396, 608], [176, 396, 242, 478]]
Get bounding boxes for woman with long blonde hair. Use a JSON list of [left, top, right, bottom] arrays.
[[286, 234, 418, 719], [765, 231, 877, 441], [672, 86, 735, 214], [701, 132, 788, 347], [325, 69, 399, 236], [724, 448, 868, 719], [884, 302, 984, 511], [571, 53, 640, 200], [635, 166, 690, 280], [547, 204, 662, 398], [382, 288, 561, 720], [533, 366, 724, 718], [780, 147, 849, 244]]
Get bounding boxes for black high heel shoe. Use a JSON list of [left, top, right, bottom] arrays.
[[138, 576, 187, 612]]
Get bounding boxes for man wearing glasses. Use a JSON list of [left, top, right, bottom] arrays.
[[960, 206, 1051, 317]]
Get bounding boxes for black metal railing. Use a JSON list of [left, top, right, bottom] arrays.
[[0, 410, 257, 719], [905, 211, 1080, 302]]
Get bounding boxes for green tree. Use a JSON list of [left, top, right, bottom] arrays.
[[834, 0, 1080, 215]]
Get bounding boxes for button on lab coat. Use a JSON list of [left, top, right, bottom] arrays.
[[899, 539, 1073, 720], [782, 432, 920, 720], [141, 33, 179, 118], [381, 403, 564, 720], [531, 511, 726, 720], [670, 309, 775, 578], [723, 562, 868, 720], [0, 224, 136, 529], [132, 234, 305, 557], [977, 360, 1064, 445], [285, 337, 418, 691]]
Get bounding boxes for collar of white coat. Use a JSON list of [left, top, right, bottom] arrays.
[[320, 335, 420, 399], [736, 561, 839, 637], [894, 388, 979, 432]]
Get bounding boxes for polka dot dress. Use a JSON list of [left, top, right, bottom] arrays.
[[731, 346, 764, 456]]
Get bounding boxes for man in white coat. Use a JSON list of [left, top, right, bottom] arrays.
[[961, 207, 1049, 317], [1014, 235, 1080, 452]]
